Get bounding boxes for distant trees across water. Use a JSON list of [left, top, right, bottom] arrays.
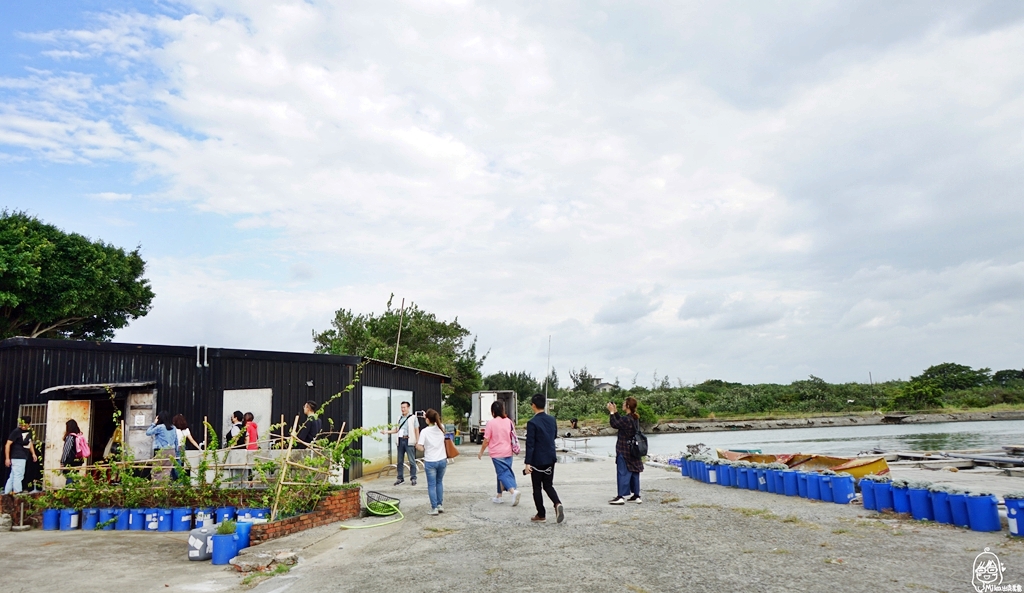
[[484, 363, 1024, 421]]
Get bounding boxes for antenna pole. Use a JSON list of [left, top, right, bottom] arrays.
[[393, 298, 405, 365]]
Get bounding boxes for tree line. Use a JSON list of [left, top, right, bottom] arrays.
[[483, 363, 1024, 423]]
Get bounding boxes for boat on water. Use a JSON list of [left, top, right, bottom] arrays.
[[716, 449, 889, 479]]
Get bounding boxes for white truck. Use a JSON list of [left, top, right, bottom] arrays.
[[468, 390, 517, 444]]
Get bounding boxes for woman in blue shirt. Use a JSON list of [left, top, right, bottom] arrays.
[[145, 411, 178, 480]]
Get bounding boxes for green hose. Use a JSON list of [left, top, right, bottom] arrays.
[[339, 500, 404, 529]]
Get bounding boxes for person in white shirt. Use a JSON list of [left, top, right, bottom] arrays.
[[416, 408, 447, 516], [381, 401, 419, 486]]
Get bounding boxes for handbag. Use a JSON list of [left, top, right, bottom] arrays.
[[629, 417, 648, 459], [509, 420, 521, 455], [444, 435, 460, 459]]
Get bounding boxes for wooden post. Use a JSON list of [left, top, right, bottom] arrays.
[[270, 415, 300, 522]]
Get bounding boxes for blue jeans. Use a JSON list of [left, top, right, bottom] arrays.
[[492, 457, 517, 494], [616, 454, 640, 498], [4, 459, 26, 494], [396, 438, 417, 480], [424, 459, 447, 509]]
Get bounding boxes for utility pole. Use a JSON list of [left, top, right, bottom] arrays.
[[393, 298, 405, 365], [545, 335, 551, 398]]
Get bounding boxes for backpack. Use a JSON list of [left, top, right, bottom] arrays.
[[74, 433, 91, 459], [629, 417, 648, 459]]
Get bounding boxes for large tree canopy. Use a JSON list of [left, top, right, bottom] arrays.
[[0, 211, 155, 340], [312, 296, 485, 417]]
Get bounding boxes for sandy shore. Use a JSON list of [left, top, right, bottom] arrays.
[[564, 409, 1024, 437]]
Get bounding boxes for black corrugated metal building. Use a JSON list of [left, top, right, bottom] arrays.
[[0, 337, 448, 483]]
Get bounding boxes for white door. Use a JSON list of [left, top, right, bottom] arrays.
[[361, 387, 390, 474], [126, 389, 157, 461], [44, 400, 91, 489], [222, 389, 272, 450]]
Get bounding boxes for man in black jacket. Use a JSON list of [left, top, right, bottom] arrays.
[[524, 393, 564, 523], [295, 401, 323, 449]]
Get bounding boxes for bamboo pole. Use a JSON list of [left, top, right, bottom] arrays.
[[270, 415, 300, 522]]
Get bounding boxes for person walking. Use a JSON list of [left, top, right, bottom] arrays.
[[295, 401, 323, 449], [607, 397, 644, 505], [416, 408, 447, 516], [380, 400, 418, 486], [4, 416, 37, 494], [146, 411, 178, 480], [225, 411, 245, 449], [60, 419, 86, 486], [477, 400, 521, 506], [524, 393, 564, 523]]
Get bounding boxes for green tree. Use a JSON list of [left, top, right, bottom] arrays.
[[890, 379, 943, 411], [569, 365, 597, 394], [483, 370, 541, 397], [912, 363, 991, 391], [0, 211, 155, 340], [312, 296, 486, 418]]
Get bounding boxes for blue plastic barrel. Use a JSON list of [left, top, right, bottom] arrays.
[[252, 508, 269, 520], [765, 470, 778, 494], [59, 509, 79, 530], [807, 474, 821, 500], [783, 471, 799, 496], [145, 508, 160, 531], [892, 487, 910, 514], [875, 483, 894, 512], [237, 508, 253, 521], [966, 494, 1001, 532], [680, 460, 689, 477], [773, 471, 785, 494], [129, 508, 146, 530], [194, 508, 214, 526], [831, 475, 855, 504], [156, 509, 173, 532], [235, 521, 253, 550], [1006, 499, 1024, 536], [820, 477, 834, 502], [211, 533, 238, 565], [931, 491, 951, 524], [81, 508, 99, 530], [948, 493, 969, 527], [755, 469, 768, 492], [797, 473, 808, 498], [216, 506, 236, 523], [737, 468, 749, 489], [115, 508, 130, 530], [98, 508, 116, 530], [717, 465, 730, 487], [708, 465, 718, 485], [908, 488, 934, 521], [861, 480, 876, 510], [172, 508, 192, 532], [747, 468, 759, 491], [42, 509, 59, 531]]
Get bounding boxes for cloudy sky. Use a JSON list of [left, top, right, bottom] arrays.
[[2, 1, 1022, 386]]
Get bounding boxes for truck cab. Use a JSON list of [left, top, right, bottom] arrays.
[[469, 390, 517, 444]]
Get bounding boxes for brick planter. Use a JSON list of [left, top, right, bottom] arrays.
[[249, 488, 361, 545]]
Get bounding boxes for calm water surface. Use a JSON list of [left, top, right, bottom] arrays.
[[572, 419, 1024, 458]]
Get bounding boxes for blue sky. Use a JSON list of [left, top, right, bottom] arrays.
[[2, 1, 1023, 386]]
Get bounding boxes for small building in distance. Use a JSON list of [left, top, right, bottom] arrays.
[[0, 337, 448, 486]]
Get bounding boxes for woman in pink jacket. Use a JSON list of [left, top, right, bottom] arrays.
[[477, 400, 521, 506]]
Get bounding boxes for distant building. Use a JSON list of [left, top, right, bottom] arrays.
[[594, 379, 617, 393]]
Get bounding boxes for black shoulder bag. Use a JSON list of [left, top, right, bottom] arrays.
[[629, 416, 648, 458]]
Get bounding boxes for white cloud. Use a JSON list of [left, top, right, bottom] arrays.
[[3, 2, 1024, 384]]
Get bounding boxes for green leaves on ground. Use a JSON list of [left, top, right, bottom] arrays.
[[0, 210, 154, 340]]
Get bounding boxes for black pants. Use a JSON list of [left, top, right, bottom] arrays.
[[531, 464, 561, 517]]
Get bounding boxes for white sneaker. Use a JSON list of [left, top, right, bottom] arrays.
[[491, 497, 504, 504], [428, 508, 439, 516], [437, 506, 444, 513], [512, 490, 521, 507]]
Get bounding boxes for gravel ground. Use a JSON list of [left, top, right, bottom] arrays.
[[251, 451, 1024, 593]]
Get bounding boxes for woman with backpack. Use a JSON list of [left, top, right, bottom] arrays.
[[146, 411, 178, 480], [476, 400, 521, 506], [60, 419, 87, 486], [606, 397, 645, 505]]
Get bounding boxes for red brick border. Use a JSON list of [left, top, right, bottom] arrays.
[[249, 488, 361, 545]]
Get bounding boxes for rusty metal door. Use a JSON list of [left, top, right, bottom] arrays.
[[44, 400, 91, 489]]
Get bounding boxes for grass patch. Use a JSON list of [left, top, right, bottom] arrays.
[[424, 527, 459, 538], [781, 515, 819, 528], [735, 507, 777, 519], [771, 548, 791, 554], [688, 503, 721, 509], [661, 496, 680, 504], [677, 514, 694, 520], [241, 564, 291, 587], [626, 586, 650, 593], [832, 528, 849, 534]]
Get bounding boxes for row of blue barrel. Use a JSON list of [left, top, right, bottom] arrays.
[[40, 506, 269, 532], [860, 481, 1004, 532], [681, 458, 856, 504]]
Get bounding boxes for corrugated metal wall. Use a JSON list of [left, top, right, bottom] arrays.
[[0, 338, 448, 484]]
